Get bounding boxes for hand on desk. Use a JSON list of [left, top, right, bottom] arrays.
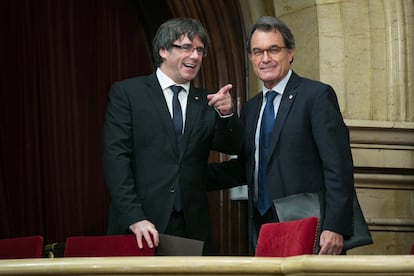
[[129, 220, 159, 249], [318, 230, 344, 255]]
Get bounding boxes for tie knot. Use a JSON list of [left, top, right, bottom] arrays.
[[266, 90, 277, 101], [171, 85, 183, 95]]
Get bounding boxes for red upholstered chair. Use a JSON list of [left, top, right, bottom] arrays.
[[64, 234, 154, 257], [255, 217, 319, 257], [0, 236, 44, 259]]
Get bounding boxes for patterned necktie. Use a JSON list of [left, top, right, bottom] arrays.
[[170, 85, 183, 211], [256, 90, 277, 215], [171, 85, 183, 140]]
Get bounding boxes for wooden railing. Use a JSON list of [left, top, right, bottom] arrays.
[[0, 255, 413, 275]]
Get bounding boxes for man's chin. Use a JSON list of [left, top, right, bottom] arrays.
[[182, 72, 199, 81]]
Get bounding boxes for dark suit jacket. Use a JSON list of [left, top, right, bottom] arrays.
[[209, 71, 355, 241], [103, 72, 243, 242]]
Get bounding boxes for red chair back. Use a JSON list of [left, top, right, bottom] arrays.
[[255, 217, 319, 257], [411, 244, 414, 255], [64, 234, 154, 257], [0, 236, 44, 259]]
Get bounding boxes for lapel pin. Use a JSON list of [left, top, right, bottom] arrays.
[[195, 96, 199, 100], [289, 94, 293, 100]]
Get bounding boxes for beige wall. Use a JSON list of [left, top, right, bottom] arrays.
[[240, 0, 414, 255]]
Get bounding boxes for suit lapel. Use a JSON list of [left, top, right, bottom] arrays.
[[268, 72, 301, 158], [178, 87, 204, 158], [145, 74, 180, 153], [245, 95, 262, 152]]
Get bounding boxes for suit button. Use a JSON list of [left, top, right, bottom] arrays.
[[170, 187, 175, 193]]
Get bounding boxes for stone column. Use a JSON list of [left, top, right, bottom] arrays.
[[273, 0, 413, 121]]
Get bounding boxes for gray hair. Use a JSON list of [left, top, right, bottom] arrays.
[[246, 16, 295, 53], [152, 18, 210, 66]]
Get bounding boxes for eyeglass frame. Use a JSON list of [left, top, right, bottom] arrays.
[[248, 45, 288, 58], [170, 44, 207, 57]]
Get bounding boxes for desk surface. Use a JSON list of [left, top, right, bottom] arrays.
[[0, 255, 413, 275]]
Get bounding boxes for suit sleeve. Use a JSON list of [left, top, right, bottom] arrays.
[[103, 82, 146, 230], [311, 85, 354, 236], [207, 109, 245, 191], [210, 113, 244, 155], [207, 158, 245, 191]]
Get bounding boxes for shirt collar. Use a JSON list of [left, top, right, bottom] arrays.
[[156, 68, 190, 93]]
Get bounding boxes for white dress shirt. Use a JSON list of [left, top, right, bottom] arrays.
[[156, 68, 190, 131]]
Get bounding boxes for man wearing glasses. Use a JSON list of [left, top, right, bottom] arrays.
[[209, 16, 355, 255], [103, 18, 242, 254]]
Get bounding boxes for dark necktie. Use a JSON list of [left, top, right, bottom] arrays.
[[170, 85, 183, 211], [171, 85, 183, 140], [256, 90, 277, 215]]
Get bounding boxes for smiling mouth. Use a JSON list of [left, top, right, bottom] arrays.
[[184, 63, 196, 68]]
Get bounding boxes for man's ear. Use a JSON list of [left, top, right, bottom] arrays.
[[159, 48, 168, 59], [288, 48, 295, 64]]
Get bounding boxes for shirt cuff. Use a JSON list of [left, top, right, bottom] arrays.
[[215, 107, 234, 118]]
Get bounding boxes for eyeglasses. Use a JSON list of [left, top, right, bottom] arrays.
[[249, 45, 288, 58], [170, 44, 207, 57]]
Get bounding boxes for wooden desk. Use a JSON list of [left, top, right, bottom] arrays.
[[0, 255, 413, 275]]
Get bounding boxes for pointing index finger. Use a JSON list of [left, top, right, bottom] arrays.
[[207, 84, 232, 101], [217, 84, 233, 95]]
